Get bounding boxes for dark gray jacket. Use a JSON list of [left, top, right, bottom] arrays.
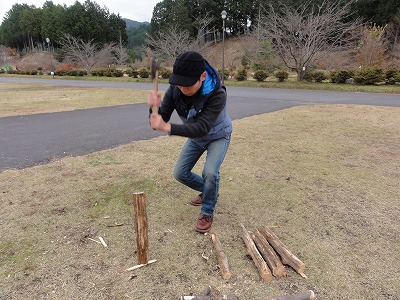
[[159, 61, 232, 147]]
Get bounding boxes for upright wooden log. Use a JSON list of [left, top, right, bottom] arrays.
[[211, 233, 232, 280], [240, 224, 272, 282], [133, 192, 149, 264], [258, 226, 307, 278], [253, 229, 287, 277], [272, 290, 315, 300]]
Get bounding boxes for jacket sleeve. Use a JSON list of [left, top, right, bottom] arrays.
[[170, 88, 226, 138], [158, 87, 176, 123]]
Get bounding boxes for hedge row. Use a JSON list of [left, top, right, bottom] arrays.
[[1, 67, 168, 78], [2, 66, 399, 85], [91, 68, 123, 77], [331, 67, 400, 85]]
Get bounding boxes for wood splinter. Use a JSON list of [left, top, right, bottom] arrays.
[[241, 224, 272, 282], [126, 259, 157, 271], [211, 233, 232, 280], [98, 236, 108, 248], [272, 290, 316, 300], [258, 226, 307, 278]]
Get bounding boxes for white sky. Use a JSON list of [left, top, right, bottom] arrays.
[[0, 0, 160, 24]]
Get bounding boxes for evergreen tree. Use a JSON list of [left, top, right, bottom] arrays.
[[0, 4, 31, 49], [41, 1, 67, 48]]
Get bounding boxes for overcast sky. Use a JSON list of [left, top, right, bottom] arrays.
[[0, 0, 160, 24]]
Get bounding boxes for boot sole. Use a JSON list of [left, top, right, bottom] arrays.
[[194, 226, 211, 233]]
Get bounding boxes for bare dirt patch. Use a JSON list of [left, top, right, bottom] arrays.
[[0, 105, 399, 299]]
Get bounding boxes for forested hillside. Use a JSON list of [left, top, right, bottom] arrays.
[[0, 0, 399, 80]]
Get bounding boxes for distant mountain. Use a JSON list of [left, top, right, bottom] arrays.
[[123, 19, 150, 29]]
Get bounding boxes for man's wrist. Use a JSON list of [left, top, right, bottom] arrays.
[[162, 122, 171, 133]]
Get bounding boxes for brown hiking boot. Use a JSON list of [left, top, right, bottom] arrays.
[[190, 193, 203, 206], [190, 193, 219, 206], [195, 214, 214, 233]]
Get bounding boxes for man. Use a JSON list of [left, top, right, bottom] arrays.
[[147, 51, 232, 233]]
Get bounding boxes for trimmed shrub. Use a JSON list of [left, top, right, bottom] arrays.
[[303, 71, 314, 82], [105, 68, 124, 77], [67, 69, 87, 76], [274, 70, 289, 82], [91, 68, 123, 77], [218, 68, 229, 81], [56, 63, 71, 76], [235, 69, 247, 81], [128, 69, 139, 78], [160, 69, 172, 79], [138, 68, 150, 78], [330, 70, 354, 84], [313, 71, 327, 83], [253, 70, 269, 82], [55, 69, 67, 76], [385, 68, 400, 85], [304, 70, 327, 83], [353, 67, 385, 85]]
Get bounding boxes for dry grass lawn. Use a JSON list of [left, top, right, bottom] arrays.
[[0, 82, 148, 117], [1, 101, 399, 299]]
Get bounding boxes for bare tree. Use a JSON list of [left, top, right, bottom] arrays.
[[61, 34, 117, 74], [146, 24, 210, 65], [194, 13, 214, 46], [114, 33, 129, 66], [146, 25, 195, 64], [260, 0, 362, 80], [356, 25, 387, 68]]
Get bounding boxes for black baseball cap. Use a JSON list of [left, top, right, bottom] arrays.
[[169, 51, 206, 87]]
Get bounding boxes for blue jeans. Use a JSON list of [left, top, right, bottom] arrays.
[[173, 134, 231, 216]]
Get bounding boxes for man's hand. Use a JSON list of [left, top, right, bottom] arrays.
[[148, 91, 161, 114], [149, 114, 171, 133]]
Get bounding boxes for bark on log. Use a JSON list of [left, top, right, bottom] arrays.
[[210, 233, 232, 280], [258, 226, 307, 278], [253, 229, 287, 277], [272, 290, 315, 300], [240, 224, 273, 282], [133, 192, 149, 264]]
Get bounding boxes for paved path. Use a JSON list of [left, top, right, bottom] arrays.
[[1, 77, 399, 172]]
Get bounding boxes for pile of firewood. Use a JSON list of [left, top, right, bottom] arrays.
[[210, 224, 308, 282], [241, 224, 307, 281]]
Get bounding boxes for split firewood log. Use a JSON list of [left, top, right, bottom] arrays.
[[210, 233, 232, 280], [252, 229, 287, 277], [241, 224, 273, 282], [258, 226, 307, 278]]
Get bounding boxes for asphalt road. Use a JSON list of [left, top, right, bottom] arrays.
[[1, 77, 399, 172]]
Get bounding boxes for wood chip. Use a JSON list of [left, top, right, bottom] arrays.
[[88, 237, 101, 244], [126, 259, 157, 271], [98, 236, 108, 248]]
